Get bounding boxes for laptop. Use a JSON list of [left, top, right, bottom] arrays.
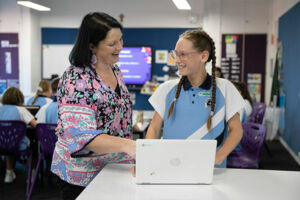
[[22, 105, 40, 116], [136, 139, 217, 185]]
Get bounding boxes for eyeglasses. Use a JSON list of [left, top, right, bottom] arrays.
[[169, 50, 199, 60]]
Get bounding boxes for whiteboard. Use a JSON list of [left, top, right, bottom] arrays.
[[42, 44, 73, 79]]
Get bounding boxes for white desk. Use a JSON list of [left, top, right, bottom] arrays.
[[77, 164, 300, 200]]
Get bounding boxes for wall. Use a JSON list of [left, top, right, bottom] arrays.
[[0, 0, 299, 100], [279, 1, 300, 159]]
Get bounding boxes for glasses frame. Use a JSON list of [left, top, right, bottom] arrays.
[[169, 50, 200, 60]]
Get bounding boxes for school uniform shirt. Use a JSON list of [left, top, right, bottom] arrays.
[[26, 95, 52, 107], [149, 75, 245, 168], [35, 97, 58, 124], [244, 99, 253, 117], [51, 64, 133, 187], [0, 104, 34, 150]]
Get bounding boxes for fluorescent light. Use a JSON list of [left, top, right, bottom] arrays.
[[172, 0, 191, 10], [17, 1, 51, 11]]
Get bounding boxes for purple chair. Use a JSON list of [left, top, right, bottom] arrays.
[[0, 120, 33, 197], [227, 122, 267, 169], [248, 102, 266, 124], [27, 123, 57, 200]]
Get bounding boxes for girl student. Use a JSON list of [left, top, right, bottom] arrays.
[[26, 80, 52, 107], [146, 30, 245, 167]]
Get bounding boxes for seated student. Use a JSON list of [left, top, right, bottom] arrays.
[[232, 82, 253, 118], [0, 87, 37, 183], [36, 78, 59, 124], [215, 67, 224, 78], [26, 80, 52, 107]]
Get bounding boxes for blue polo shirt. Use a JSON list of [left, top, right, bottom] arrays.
[[36, 96, 58, 124], [149, 75, 245, 168], [26, 95, 52, 107]]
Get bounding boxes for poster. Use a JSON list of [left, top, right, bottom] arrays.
[[221, 34, 243, 81], [155, 50, 168, 64], [0, 33, 19, 92], [247, 73, 262, 102]]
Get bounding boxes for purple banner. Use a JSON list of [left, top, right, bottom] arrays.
[[0, 33, 19, 93]]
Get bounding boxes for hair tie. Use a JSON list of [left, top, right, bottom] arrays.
[[37, 86, 43, 92], [173, 98, 177, 102], [209, 111, 214, 117]]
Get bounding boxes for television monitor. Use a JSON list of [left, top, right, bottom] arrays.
[[117, 46, 152, 89]]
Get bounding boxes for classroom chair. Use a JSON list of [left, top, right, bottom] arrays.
[[227, 122, 267, 169], [0, 120, 33, 198], [248, 102, 266, 124], [27, 123, 57, 200]]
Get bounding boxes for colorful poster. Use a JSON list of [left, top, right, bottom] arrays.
[[155, 50, 168, 64], [0, 80, 7, 94], [0, 33, 19, 88], [247, 73, 262, 102], [221, 34, 243, 81]]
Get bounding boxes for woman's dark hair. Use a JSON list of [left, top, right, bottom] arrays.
[[69, 12, 123, 67], [167, 30, 217, 131], [232, 81, 253, 105], [2, 87, 24, 106]]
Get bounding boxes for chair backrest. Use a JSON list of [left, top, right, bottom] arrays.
[[248, 102, 266, 124], [36, 123, 58, 158], [241, 122, 267, 160], [0, 120, 27, 155]]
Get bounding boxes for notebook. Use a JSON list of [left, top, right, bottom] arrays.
[[135, 139, 217, 185]]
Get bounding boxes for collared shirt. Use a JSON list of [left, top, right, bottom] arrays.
[[149, 75, 245, 168], [26, 95, 52, 107], [51, 64, 133, 187]]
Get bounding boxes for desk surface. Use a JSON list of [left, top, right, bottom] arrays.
[[77, 164, 300, 200]]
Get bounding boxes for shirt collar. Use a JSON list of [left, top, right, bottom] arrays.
[[182, 74, 212, 91]]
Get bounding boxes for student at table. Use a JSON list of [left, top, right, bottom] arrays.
[[146, 30, 244, 167], [26, 80, 52, 107], [36, 77, 60, 124], [50, 12, 136, 200], [0, 87, 37, 183]]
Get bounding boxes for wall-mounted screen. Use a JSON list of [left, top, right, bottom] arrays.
[[117, 46, 152, 88]]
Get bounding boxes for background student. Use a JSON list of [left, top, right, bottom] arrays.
[[26, 80, 52, 107], [146, 30, 244, 167], [0, 87, 37, 183], [35, 77, 60, 124]]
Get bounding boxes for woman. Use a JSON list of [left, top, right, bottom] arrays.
[[51, 12, 135, 200], [146, 30, 244, 167], [0, 87, 37, 183]]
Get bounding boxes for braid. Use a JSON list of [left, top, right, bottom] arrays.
[[201, 32, 217, 131], [168, 76, 185, 119]]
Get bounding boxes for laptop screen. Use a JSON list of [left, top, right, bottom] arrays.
[[22, 105, 40, 116]]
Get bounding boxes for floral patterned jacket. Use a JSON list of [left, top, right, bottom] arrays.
[[51, 64, 134, 187]]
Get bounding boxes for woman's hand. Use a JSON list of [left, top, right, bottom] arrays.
[[122, 139, 136, 159]]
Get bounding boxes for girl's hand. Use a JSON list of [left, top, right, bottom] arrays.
[[215, 152, 225, 165], [131, 166, 136, 177]]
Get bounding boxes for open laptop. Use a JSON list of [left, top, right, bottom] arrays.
[[22, 105, 40, 116], [136, 139, 217, 185]]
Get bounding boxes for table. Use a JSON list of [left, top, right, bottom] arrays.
[[77, 164, 300, 200]]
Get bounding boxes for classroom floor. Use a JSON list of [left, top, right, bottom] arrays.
[[1, 139, 300, 200]]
